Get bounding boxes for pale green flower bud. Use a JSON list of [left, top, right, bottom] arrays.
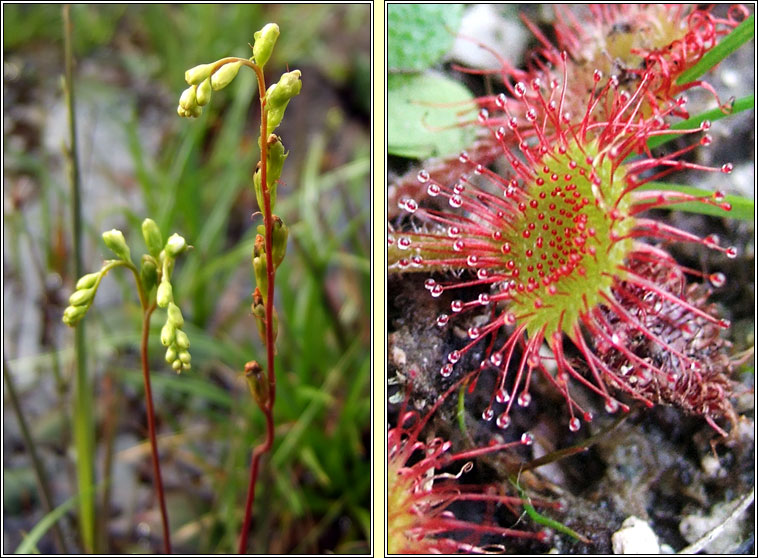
[[175, 329, 190, 351], [271, 216, 288, 269], [253, 23, 279, 68], [185, 63, 213, 85], [188, 105, 202, 118], [178, 350, 191, 365], [181, 361, 191, 372], [177, 105, 187, 117], [157, 280, 173, 308], [165, 347, 177, 364], [253, 254, 268, 301], [179, 85, 198, 110], [165, 233, 188, 257], [102, 229, 132, 262], [68, 287, 94, 307], [211, 61, 242, 91], [172, 359, 183, 371], [141, 255, 158, 292], [76, 272, 100, 290], [167, 302, 184, 328], [141, 218, 163, 257], [62, 304, 88, 327], [244, 360, 269, 409], [160, 321, 175, 347], [266, 70, 302, 108], [196, 77, 212, 106], [266, 135, 287, 188]]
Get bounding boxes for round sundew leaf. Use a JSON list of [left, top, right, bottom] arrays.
[[388, 72, 477, 159], [388, 4, 464, 71]]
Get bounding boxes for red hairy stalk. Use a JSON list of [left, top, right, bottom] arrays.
[[388, 372, 554, 554]]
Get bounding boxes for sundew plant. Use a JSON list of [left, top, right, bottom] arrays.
[[388, 4, 754, 554]]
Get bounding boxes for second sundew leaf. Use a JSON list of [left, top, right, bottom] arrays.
[[388, 72, 477, 159], [387, 4, 464, 71], [676, 14, 755, 85]]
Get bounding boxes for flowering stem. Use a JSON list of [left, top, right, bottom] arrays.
[[140, 300, 172, 554], [235, 60, 277, 555]]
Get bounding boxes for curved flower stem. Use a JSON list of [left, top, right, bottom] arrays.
[[227, 58, 277, 554], [140, 300, 172, 553]]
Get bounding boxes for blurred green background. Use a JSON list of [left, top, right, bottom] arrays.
[[3, 3, 370, 554]]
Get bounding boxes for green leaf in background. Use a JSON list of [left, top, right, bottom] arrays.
[[639, 182, 754, 222], [388, 4, 464, 71], [15, 495, 79, 554], [388, 72, 477, 159], [646, 94, 754, 150]]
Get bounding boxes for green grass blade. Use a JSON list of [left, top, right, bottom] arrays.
[[15, 495, 79, 554], [646, 94, 754, 150], [677, 15, 755, 85], [638, 181, 754, 221]]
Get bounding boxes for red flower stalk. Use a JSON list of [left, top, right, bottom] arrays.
[[388, 372, 552, 554], [389, 52, 738, 434]]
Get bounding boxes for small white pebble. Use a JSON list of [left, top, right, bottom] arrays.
[[701, 454, 723, 478], [612, 516, 661, 554]]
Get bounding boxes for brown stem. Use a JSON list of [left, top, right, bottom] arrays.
[[141, 302, 172, 553], [238, 61, 278, 555]]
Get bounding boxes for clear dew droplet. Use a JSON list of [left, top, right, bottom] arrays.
[[417, 170, 430, 183], [427, 183, 441, 197], [490, 353, 503, 367], [725, 246, 738, 258], [605, 399, 619, 414], [424, 278, 436, 290], [436, 313, 449, 327], [709, 272, 726, 287], [504, 312, 516, 325], [430, 284, 444, 297], [397, 237, 411, 250], [721, 163, 733, 174], [448, 350, 460, 364], [496, 413, 511, 429], [449, 194, 463, 208], [482, 408, 494, 421], [495, 388, 509, 403], [521, 432, 534, 445], [514, 82, 526, 97], [451, 300, 463, 313], [518, 392, 531, 407], [478, 293, 490, 305], [440, 363, 453, 377], [453, 239, 465, 252], [568, 417, 581, 432], [468, 326, 480, 339], [495, 93, 506, 109]]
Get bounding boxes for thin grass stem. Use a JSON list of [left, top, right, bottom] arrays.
[[62, 5, 96, 552]]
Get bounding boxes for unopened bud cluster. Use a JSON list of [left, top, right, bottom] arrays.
[[62, 219, 192, 374], [155, 231, 191, 373], [177, 22, 301, 123]]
